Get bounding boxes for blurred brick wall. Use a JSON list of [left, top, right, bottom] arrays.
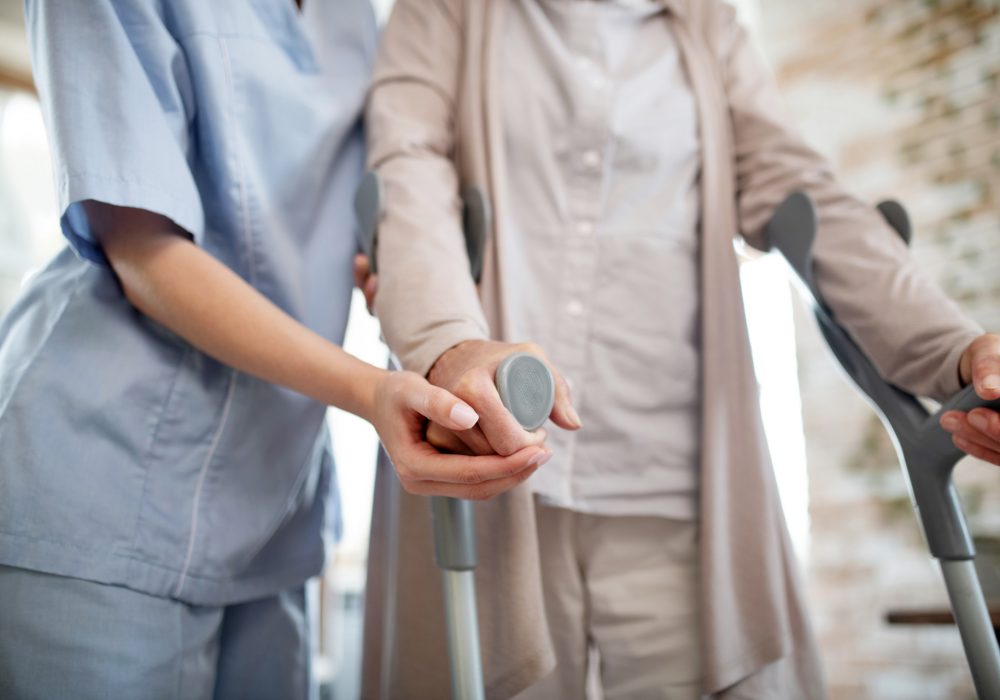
[[755, 1, 1000, 697]]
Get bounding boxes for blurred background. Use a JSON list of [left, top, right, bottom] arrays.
[[0, 1, 998, 698]]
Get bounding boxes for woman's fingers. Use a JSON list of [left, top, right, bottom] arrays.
[[548, 366, 582, 430], [461, 370, 547, 456], [363, 275, 378, 313], [519, 345, 580, 431], [426, 422, 475, 455], [970, 335, 1000, 400], [960, 334, 1000, 400], [353, 254, 379, 313], [951, 436, 1000, 467], [941, 409, 1000, 466], [942, 410, 1000, 447], [353, 254, 369, 288], [967, 408, 1000, 443], [454, 425, 497, 455]]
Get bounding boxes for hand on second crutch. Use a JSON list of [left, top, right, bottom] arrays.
[[426, 339, 581, 458], [941, 332, 1000, 466]]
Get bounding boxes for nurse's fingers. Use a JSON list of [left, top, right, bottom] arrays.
[[403, 379, 481, 432], [396, 443, 552, 501], [403, 463, 543, 501], [394, 442, 550, 490]]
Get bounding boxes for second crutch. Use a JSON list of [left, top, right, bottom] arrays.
[[766, 191, 1000, 699]]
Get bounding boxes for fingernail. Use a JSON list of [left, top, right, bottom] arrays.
[[969, 412, 989, 432], [941, 415, 960, 431], [983, 375, 1000, 391], [450, 402, 479, 429]]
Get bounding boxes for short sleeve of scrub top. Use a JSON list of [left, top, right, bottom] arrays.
[[27, 0, 204, 265], [0, 0, 376, 605]]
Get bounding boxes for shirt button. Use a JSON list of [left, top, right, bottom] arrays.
[[576, 221, 594, 236], [581, 150, 602, 170], [576, 57, 606, 88], [566, 300, 585, 317]]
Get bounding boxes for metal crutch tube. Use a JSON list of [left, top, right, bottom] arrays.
[[432, 353, 554, 700], [431, 496, 484, 700], [355, 173, 556, 700], [765, 191, 1000, 698]]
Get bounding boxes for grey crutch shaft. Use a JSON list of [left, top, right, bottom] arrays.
[[942, 560, 1000, 699], [766, 191, 1000, 698], [432, 353, 555, 700], [431, 496, 484, 700], [355, 174, 554, 700]]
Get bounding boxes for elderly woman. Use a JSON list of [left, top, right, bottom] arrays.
[[359, 0, 1000, 698]]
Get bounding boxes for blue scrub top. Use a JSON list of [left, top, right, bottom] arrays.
[[0, 0, 376, 605]]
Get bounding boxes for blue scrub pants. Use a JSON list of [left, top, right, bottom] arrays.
[[0, 565, 314, 700]]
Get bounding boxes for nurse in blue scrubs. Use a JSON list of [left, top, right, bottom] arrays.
[[0, 1, 550, 697]]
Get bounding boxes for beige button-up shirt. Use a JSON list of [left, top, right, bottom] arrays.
[[502, 0, 702, 518]]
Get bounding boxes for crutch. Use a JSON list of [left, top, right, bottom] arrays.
[[765, 192, 1000, 699], [355, 174, 556, 700]]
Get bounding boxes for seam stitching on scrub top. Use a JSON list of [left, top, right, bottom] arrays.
[[173, 370, 238, 598], [127, 345, 193, 561], [219, 38, 258, 288]]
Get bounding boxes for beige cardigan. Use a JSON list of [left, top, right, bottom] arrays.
[[361, 0, 983, 697]]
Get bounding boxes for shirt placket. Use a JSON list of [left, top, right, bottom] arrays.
[[554, 14, 610, 504]]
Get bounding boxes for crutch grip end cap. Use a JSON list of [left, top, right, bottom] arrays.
[[495, 353, 556, 431]]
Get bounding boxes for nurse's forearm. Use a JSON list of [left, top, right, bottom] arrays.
[[84, 202, 380, 421]]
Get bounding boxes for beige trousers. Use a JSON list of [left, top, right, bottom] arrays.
[[516, 500, 703, 700]]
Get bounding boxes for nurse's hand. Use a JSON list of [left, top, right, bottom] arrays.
[[427, 340, 581, 458], [940, 333, 1000, 467], [371, 370, 553, 499]]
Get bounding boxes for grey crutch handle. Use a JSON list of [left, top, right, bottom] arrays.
[[765, 191, 1000, 560], [431, 354, 555, 572], [354, 172, 490, 283]]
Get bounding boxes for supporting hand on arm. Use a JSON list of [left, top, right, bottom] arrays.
[[941, 333, 1000, 466], [425, 340, 581, 457], [87, 201, 549, 499], [352, 257, 580, 457]]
